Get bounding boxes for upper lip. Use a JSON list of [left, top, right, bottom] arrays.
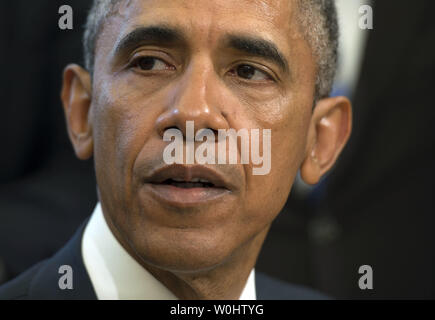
[[143, 164, 234, 190]]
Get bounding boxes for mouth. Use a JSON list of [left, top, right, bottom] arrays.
[[142, 165, 233, 207], [159, 178, 216, 189]]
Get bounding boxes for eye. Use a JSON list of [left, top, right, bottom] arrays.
[[233, 64, 272, 81], [132, 56, 174, 71]]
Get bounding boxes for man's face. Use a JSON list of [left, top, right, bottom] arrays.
[[90, 0, 316, 272]]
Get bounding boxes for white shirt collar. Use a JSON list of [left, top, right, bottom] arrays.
[[82, 203, 256, 300]]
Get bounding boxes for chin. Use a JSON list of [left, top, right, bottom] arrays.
[[129, 225, 238, 273]]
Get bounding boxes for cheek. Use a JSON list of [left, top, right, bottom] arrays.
[[92, 81, 159, 199], [241, 97, 312, 227], [245, 130, 306, 222]]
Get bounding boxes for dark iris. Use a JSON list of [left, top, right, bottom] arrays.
[[236, 65, 256, 79], [137, 57, 156, 70]]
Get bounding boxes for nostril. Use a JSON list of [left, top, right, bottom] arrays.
[[209, 128, 219, 136], [164, 126, 180, 132], [161, 126, 183, 138]]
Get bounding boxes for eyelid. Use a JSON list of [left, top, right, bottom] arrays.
[[129, 55, 166, 66], [127, 57, 176, 74], [229, 62, 277, 82], [127, 50, 177, 69]]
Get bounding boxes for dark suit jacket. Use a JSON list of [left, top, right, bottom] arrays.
[[0, 221, 328, 300], [0, 0, 97, 283]]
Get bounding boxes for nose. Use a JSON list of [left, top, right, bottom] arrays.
[[155, 61, 229, 138]]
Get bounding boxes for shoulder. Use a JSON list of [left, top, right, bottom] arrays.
[[255, 272, 331, 300], [0, 261, 46, 300], [0, 219, 96, 300]]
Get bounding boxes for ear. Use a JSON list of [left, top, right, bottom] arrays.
[[300, 96, 352, 185], [61, 64, 93, 160]]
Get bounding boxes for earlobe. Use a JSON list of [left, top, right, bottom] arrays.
[[300, 96, 352, 185], [300, 149, 322, 185], [61, 64, 94, 160]]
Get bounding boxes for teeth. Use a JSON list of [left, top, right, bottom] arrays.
[[171, 178, 211, 183], [190, 178, 211, 183]]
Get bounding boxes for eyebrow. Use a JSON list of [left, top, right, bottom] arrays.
[[225, 35, 289, 72], [113, 25, 185, 56], [113, 25, 289, 73]]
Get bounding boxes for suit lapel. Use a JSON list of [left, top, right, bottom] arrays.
[[25, 218, 322, 300], [28, 219, 97, 300]]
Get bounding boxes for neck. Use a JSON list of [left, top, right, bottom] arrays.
[[141, 229, 268, 300], [106, 216, 269, 300]]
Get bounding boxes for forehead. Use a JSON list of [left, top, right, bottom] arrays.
[[100, 0, 303, 54]]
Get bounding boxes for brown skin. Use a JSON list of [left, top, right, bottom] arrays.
[[61, 0, 351, 299]]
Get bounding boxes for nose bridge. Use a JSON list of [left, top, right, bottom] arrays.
[[178, 61, 210, 116], [156, 58, 228, 137]]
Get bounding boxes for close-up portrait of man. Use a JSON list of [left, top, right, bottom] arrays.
[[0, 0, 352, 300], [2, 0, 434, 303]]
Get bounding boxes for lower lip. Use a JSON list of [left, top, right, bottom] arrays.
[[144, 183, 231, 207]]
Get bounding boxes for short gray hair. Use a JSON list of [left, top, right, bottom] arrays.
[[83, 0, 339, 101]]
